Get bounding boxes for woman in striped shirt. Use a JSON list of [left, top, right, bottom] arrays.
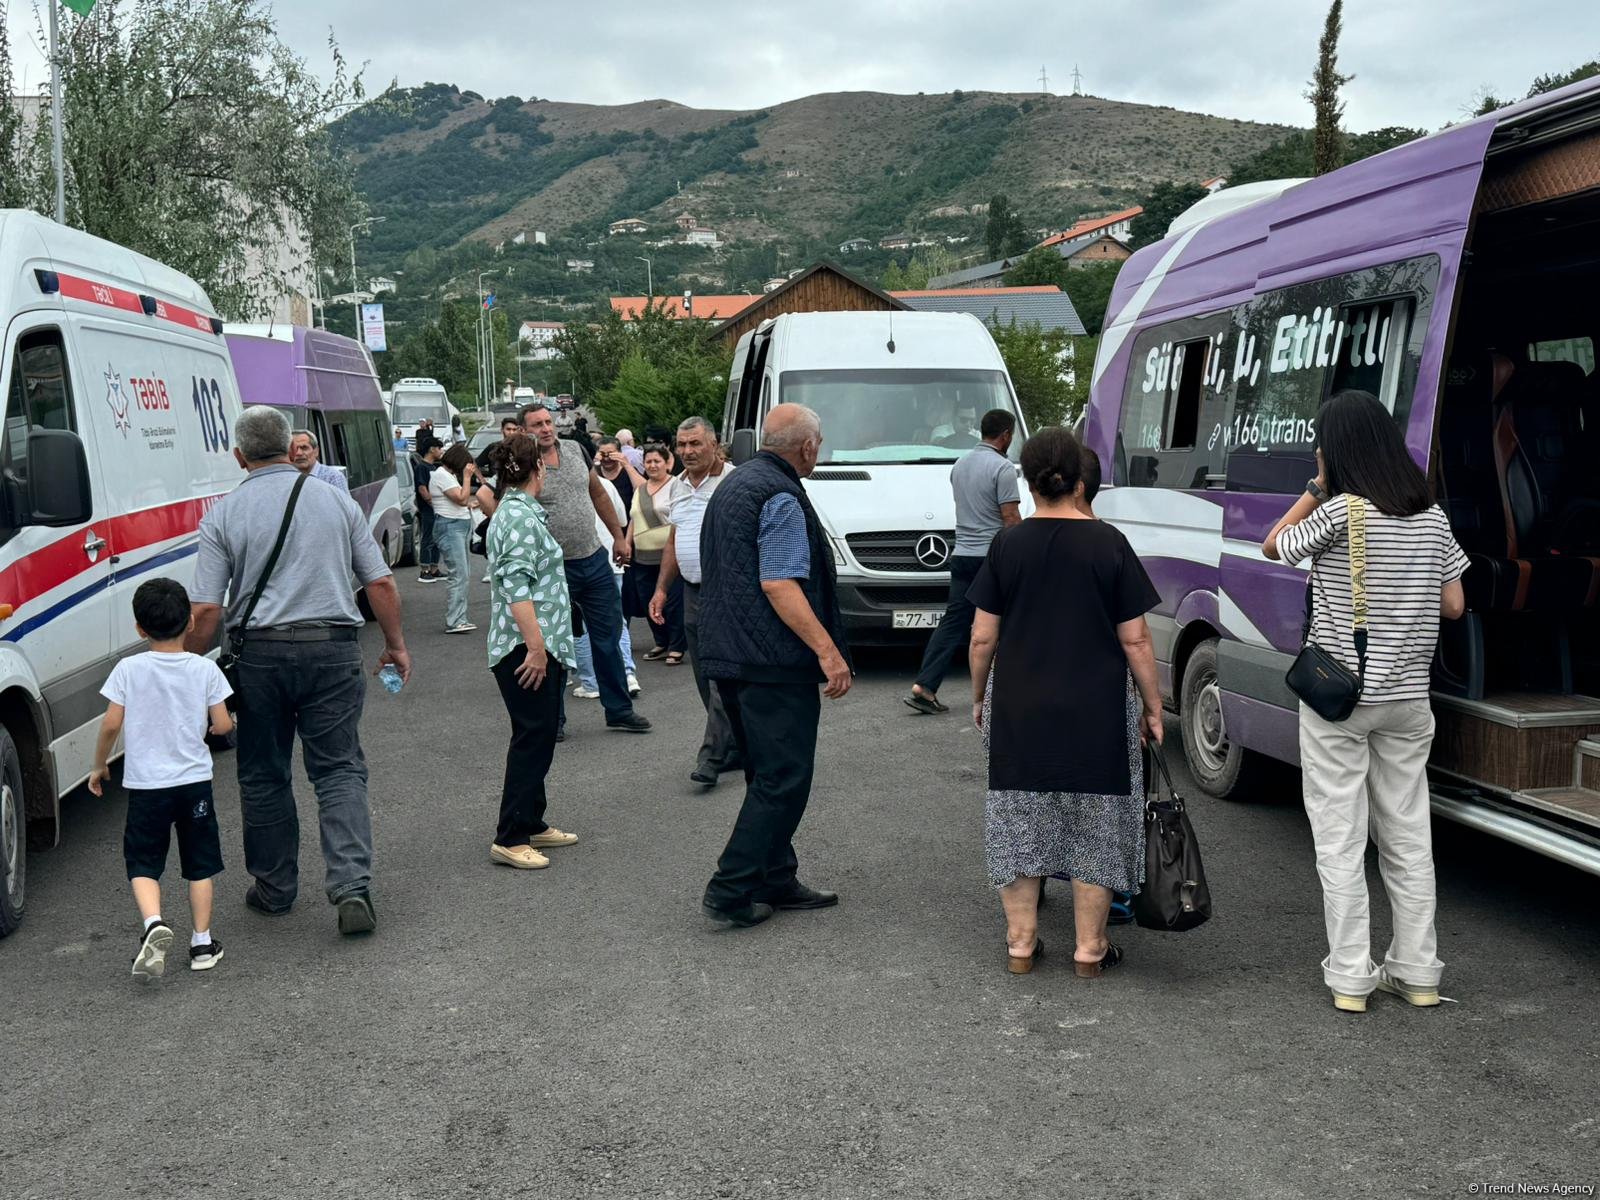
[[1264, 390, 1468, 1015]]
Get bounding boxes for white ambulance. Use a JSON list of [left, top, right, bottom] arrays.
[[0, 210, 244, 936]]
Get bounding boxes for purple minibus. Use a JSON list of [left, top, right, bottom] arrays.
[[224, 324, 404, 567], [1084, 77, 1600, 875]]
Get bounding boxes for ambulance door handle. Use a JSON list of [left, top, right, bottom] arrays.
[[83, 531, 107, 559]]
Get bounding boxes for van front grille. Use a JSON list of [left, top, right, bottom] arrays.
[[845, 530, 956, 572]]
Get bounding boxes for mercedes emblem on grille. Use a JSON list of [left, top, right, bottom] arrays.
[[914, 533, 951, 569]]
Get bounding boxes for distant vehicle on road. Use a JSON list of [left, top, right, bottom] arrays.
[[0, 210, 246, 935], [555, 393, 576, 412], [387, 376, 458, 444], [224, 325, 403, 567], [1082, 76, 1600, 875], [723, 310, 1029, 643]]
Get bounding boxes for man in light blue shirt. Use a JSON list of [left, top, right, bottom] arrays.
[[904, 409, 1020, 714], [290, 430, 351, 495]]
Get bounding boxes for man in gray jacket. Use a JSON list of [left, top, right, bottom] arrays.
[[189, 407, 410, 935]]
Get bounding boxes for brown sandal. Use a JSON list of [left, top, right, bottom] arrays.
[[665, 652, 686, 666], [1074, 942, 1124, 978], [1007, 938, 1043, 974]]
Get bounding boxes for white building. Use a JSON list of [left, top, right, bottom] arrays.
[[518, 320, 565, 361], [367, 276, 396, 295], [609, 217, 648, 236], [566, 259, 595, 274], [682, 228, 722, 248]]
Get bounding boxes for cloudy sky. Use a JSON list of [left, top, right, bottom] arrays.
[[7, 0, 1597, 131]]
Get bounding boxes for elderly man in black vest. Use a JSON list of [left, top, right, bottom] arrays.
[[697, 404, 853, 928]]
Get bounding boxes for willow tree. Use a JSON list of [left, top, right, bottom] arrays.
[[6, 0, 367, 319]]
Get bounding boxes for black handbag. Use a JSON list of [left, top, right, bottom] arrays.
[[1285, 496, 1368, 722], [216, 472, 308, 708], [1133, 745, 1213, 932]]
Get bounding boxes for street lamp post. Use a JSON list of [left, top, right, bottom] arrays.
[[348, 216, 385, 340], [635, 255, 653, 298], [477, 270, 499, 412]]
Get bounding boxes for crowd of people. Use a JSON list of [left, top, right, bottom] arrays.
[[95, 389, 1468, 1015]]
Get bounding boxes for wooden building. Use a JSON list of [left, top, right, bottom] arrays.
[[712, 262, 906, 346]]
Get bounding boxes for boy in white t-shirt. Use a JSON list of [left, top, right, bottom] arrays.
[[89, 578, 234, 980]]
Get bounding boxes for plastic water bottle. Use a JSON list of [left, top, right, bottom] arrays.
[[378, 664, 404, 695]]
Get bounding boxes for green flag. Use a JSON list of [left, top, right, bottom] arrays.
[[60, 0, 98, 14]]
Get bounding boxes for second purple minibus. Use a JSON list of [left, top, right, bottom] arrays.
[[1084, 77, 1600, 875]]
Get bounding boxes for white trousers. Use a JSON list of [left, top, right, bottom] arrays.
[[1298, 698, 1445, 994]]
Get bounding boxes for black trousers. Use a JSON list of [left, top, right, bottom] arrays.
[[491, 646, 566, 847], [704, 679, 820, 909], [913, 554, 985, 694]]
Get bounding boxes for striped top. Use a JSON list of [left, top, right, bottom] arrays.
[[1277, 495, 1469, 703]]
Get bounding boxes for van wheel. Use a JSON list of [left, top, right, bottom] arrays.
[[0, 727, 27, 937], [1180, 639, 1259, 800]]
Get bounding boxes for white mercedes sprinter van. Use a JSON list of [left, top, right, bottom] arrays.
[[387, 376, 458, 444], [0, 210, 245, 935], [723, 311, 1029, 642]]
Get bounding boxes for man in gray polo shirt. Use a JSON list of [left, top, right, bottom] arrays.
[[188, 406, 411, 935], [904, 408, 1020, 714]]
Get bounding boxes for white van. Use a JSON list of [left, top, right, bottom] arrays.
[[0, 210, 246, 934], [387, 376, 458, 443], [723, 311, 1029, 641]]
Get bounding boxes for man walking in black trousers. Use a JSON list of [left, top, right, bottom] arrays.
[[696, 404, 852, 928], [904, 409, 1020, 714]]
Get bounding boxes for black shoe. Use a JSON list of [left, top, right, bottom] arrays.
[[556, 725, 567, 743], [767, 883, 839, 910], [606, 712, 652, 733], [189, 938, 225, 971], [245, 884, 290, 916], [690, 765, 717, 786], [336, 891, 377, 935], [131, 921, 174, 980], [701, 900, 775, 928]]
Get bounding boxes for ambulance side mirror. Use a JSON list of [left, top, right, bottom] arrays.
[[24, 429, 92, 526], [729, 428, 756, 465]]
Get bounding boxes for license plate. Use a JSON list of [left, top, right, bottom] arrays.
[[893, 610, 943, 630]]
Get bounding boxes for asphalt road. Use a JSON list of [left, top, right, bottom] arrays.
[[3, 573, 1597, 1199]]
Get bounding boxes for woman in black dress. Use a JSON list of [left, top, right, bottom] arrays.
[[968, 426, 1163, 976]]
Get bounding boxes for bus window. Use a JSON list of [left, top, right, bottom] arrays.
[[1329, 296, 1414, 414], [1529, 337, 1594, 375], [1117, 320, 1231, 488]]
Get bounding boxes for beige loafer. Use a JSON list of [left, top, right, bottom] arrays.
[[1375, 971, 1440, 1007], [528, 827, 579, 849], [1332, 992, 1368, 1013], [490, 842, 550, 869]]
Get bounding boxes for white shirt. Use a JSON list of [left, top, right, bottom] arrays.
[[594, 476, 627, 576], [310, 462, 349, 494], [667, 462, 734, 585], [429, 468, 474, 520], [101, 652, 232, 789]]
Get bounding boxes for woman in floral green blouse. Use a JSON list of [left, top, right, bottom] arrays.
[[485, 436, 582, 870]]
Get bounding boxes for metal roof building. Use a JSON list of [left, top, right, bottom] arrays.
[[892, 286, 1087, 336]]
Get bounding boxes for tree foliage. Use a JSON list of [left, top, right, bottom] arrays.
[[0, 0, 366, 320], [999, 250, 1123, 338], [382, 301, 509, 406], [1473, 55, 1600, 115], [881, 244, 959, 290], [1128, 182, 1208, 249], [1226, 126, 1425, 187], [551, 303, 727, 432], [985, 193, 1027, 259], [1307, 0, 1353, 176], [988, 318, 1095, 428]]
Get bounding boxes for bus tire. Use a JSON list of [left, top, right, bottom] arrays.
[[0, 726, 27, 937], [1179, 639, 1260, 800]]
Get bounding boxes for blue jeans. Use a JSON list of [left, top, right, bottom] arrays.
[[234, 637, 372, 907], [575, 571, 636, 689], [564, 547, 635, 721], [434, 515, 471, 628]]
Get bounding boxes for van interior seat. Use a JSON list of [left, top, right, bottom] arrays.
[[1439, 353, 1589, 611]]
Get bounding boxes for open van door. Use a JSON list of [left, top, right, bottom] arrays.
[[1210, 118, 1498, 784]]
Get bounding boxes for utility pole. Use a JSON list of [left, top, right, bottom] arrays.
[[1038, 65, 1048, 96], [636, 255, 653, 298], [1072, 64, 1084, 95], [348, 216, 385, 340], [477, 270, 498, 412], [48, 2, 66, 224]]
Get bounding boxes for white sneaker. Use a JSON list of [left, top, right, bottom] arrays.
[[627, 673, 642, 697], [572, 685, 601, 699], [445, 622, 478, 634]]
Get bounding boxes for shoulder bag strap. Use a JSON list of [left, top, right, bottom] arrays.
[[1347, 497, 1368, 684], [229, 472, 309, 649]]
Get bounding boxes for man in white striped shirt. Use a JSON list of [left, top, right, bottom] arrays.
[[650, 416, 739, 786]]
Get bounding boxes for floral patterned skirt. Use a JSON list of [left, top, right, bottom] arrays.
[[983, 673, 1146, 892]]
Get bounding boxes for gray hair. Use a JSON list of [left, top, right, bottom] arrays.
[[236, 406, 292, 463], [291, 428, 318, 449], [761, 405, 821, 451], [677, 415, 718, 441]]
